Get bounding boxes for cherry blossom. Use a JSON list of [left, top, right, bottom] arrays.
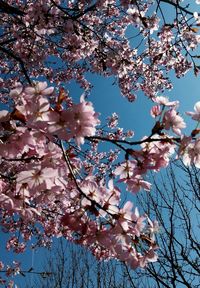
[[17, 165, 58, 191], [139, 247, 158, 268], [114, 160, 137, 179], [150, 105, 162, 118], [153, 96, 179, 108], [182, 138, 200, 168], [107, 113, 119, 129], [126, 176, 151, 194], [1, 76, 196, 280], [186, 101, 200, 121], [163, 109, 186, 135], [24, 82, 54, 97], [49, 95, 100, 145], [0, 0, 200, 284]]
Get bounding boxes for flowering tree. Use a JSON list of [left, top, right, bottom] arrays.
[[31, 161, 200, 288], [1, 0, 200, 285]]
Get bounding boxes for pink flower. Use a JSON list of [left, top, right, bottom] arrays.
[[150, 105, 161, 118], [118, 201, 146, 237], [163, 109, 186, 135], [24, 82, 54, 96], [182, 138, 200, 168], [139, 247, 158, 267], [17, 165, 57, 191], [126, 175, 151, 194], [186, 101, 200, 121], [114, 160, 136, 179], [102, 179, 120, 215], [17, 96, 59, 127], [0, 194, 14, 210], [56, 96, 100, 145], [177, 135, 192, 158], [153, 96, 179, 107], [147, 218, 159, 241], [9, 82, 23, 98], [81, 179, 100, 204], [107, 112, 119, 128]]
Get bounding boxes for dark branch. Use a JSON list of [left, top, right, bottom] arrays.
[[0, 0, 25, 16], [160, 0, 193, 16], [0, 46, 31, 84]]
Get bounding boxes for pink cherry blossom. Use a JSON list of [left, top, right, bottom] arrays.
[[24, 82, 54, 97], [17, 165, 58, 191], [186, 101, 200, 121], [114, 160, 136, 179], [150, 105, 162, 118], [182, 138, 200, 168], [163, 109, 186, 135], [9, 83, 23, 98], [139, 247, 158, 268], [126, 176, 151, 194], [153, 96, 179, 107], [2, 81, 196, 278], [49, 96, 100, 145], [1, 0, 200, 282], [107, 112, 119, 128]]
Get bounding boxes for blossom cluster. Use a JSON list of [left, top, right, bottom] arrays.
[[1, 1, 200, 102], [0, 260, 20, 287], [0, 0, 200, 284], [0, 81, 200, 280]]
